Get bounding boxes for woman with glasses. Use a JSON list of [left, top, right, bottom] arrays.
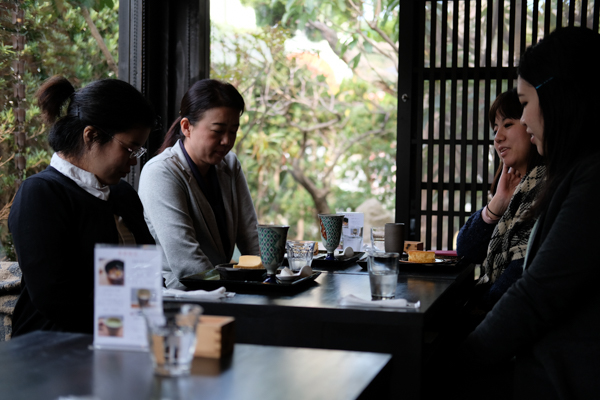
[[138, 79, 259, 289], [8, 76, 156, 336], [458, 27, 600, 398]]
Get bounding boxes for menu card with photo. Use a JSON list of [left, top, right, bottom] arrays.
[[93, 244, 163, 350], [341, 212, 364, 251]]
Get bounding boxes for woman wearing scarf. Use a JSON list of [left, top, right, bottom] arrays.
[[458, 26, 600, 399], [457, 89, 544, 309]]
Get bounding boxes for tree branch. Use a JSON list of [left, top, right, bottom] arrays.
[[326, 111, 392, 177], [289, 115, 341, 132], [0, 193, 16, 223], [347, 0, 399, 55], [0, 154, 15, 168], [81, 6, 118, 77]]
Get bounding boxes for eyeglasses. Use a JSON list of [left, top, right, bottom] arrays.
[[111, 135, 147, 159], [95, 127, 147, 159]]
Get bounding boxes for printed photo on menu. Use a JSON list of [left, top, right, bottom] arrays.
[[98, 259, 125, 286], [131, 288, 157, 309], [97, 315, 124, 337]]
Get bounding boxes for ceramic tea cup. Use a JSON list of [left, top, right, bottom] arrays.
[[318, 214, 344, 261], [257, 225, 289, 283]]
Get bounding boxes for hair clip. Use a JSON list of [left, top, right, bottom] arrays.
[[535, 77, 554, 90]]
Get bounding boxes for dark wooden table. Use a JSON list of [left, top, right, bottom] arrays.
[[170, 260, 475, 399], [0, 331, 391, 400]]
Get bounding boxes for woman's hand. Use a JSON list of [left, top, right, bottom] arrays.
[[488, 164, 522, 218]]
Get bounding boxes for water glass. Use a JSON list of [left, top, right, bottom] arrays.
[[370, 227, 386, 251], [144, 303, 202, 376], [367, 251, 399, 300], [286, 241, 315, 272]]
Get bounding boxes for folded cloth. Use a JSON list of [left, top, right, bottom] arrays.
[[339, 294, 420, 309], [162, 287, 235, 299]]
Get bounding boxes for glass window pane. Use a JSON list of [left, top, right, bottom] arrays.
[[210, 0, 398, 242]]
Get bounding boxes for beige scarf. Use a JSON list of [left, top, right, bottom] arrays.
[[480, 165, 546, 284]]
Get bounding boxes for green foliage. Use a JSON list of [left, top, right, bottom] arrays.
[[211, 9, 397, 240], [241, 0, 286, 27], [0, 0, 119, 259]]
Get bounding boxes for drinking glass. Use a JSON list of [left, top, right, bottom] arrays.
[[144, 303, 202, 376], [367, 251, 399, 300], [318, 214, 344, 261], [370, 227, 386, 251], [286, 241, 315, 272], [258, 225, 289, 283]]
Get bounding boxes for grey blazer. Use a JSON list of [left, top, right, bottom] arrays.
[[139, 140, 259, 289]]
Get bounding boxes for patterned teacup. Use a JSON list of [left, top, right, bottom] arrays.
[[318, 214, 344, 261], [257, 225, 289, 283]]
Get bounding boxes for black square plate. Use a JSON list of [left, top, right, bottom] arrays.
[[310, 252, 365, 270], [179, 272, 322, 294]]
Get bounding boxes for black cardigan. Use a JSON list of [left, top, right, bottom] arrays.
[[463, 154, 600, 399], [8, 167, 154, 336]]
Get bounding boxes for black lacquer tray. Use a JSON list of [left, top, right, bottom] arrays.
[[310, 252, 365, 270], [179, 272, 322, 294]]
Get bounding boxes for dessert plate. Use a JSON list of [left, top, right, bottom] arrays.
[[398, 259, 453, 267]]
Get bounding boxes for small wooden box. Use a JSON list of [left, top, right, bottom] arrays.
[[194, 315, 235, 359], [404, 241, 424, 252]]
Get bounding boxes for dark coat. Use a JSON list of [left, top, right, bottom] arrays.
[[8, 167, 154, 336], [457, 209, 525, 308], [463, 154, 600, 399]]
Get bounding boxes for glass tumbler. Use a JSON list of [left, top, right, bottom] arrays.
[[144, 303, 203, 376]]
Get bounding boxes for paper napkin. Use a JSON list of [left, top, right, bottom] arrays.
[[339, 294, 420, 309], [162, 287, 235, 299]]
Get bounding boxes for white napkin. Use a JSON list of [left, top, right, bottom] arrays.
[[339, 294, 420, 309], [162, 287, 235, 299]]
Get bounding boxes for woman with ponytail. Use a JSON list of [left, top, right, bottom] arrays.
[[139, 79, 259, 289], [8, 76, 156, 336]]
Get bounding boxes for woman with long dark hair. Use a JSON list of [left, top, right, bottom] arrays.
[[139, 79, 259, 289], [462, 27, 600, 398], [457, 88, 544, 309], [9, 76, 156, 336]]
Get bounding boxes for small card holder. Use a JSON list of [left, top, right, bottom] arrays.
[[404, 241, 424, 252], [194, 315, 236, 358]]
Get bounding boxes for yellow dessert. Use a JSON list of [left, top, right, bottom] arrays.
[[407, 250, 436, 263], [234, 255, 264, 269]]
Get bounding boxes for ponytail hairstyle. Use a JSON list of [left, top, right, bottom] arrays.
[[518, 26, 600, 216], [36, 76, 156, 159], [487, 88, 544, 195], [157, 79, 245, 154]]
